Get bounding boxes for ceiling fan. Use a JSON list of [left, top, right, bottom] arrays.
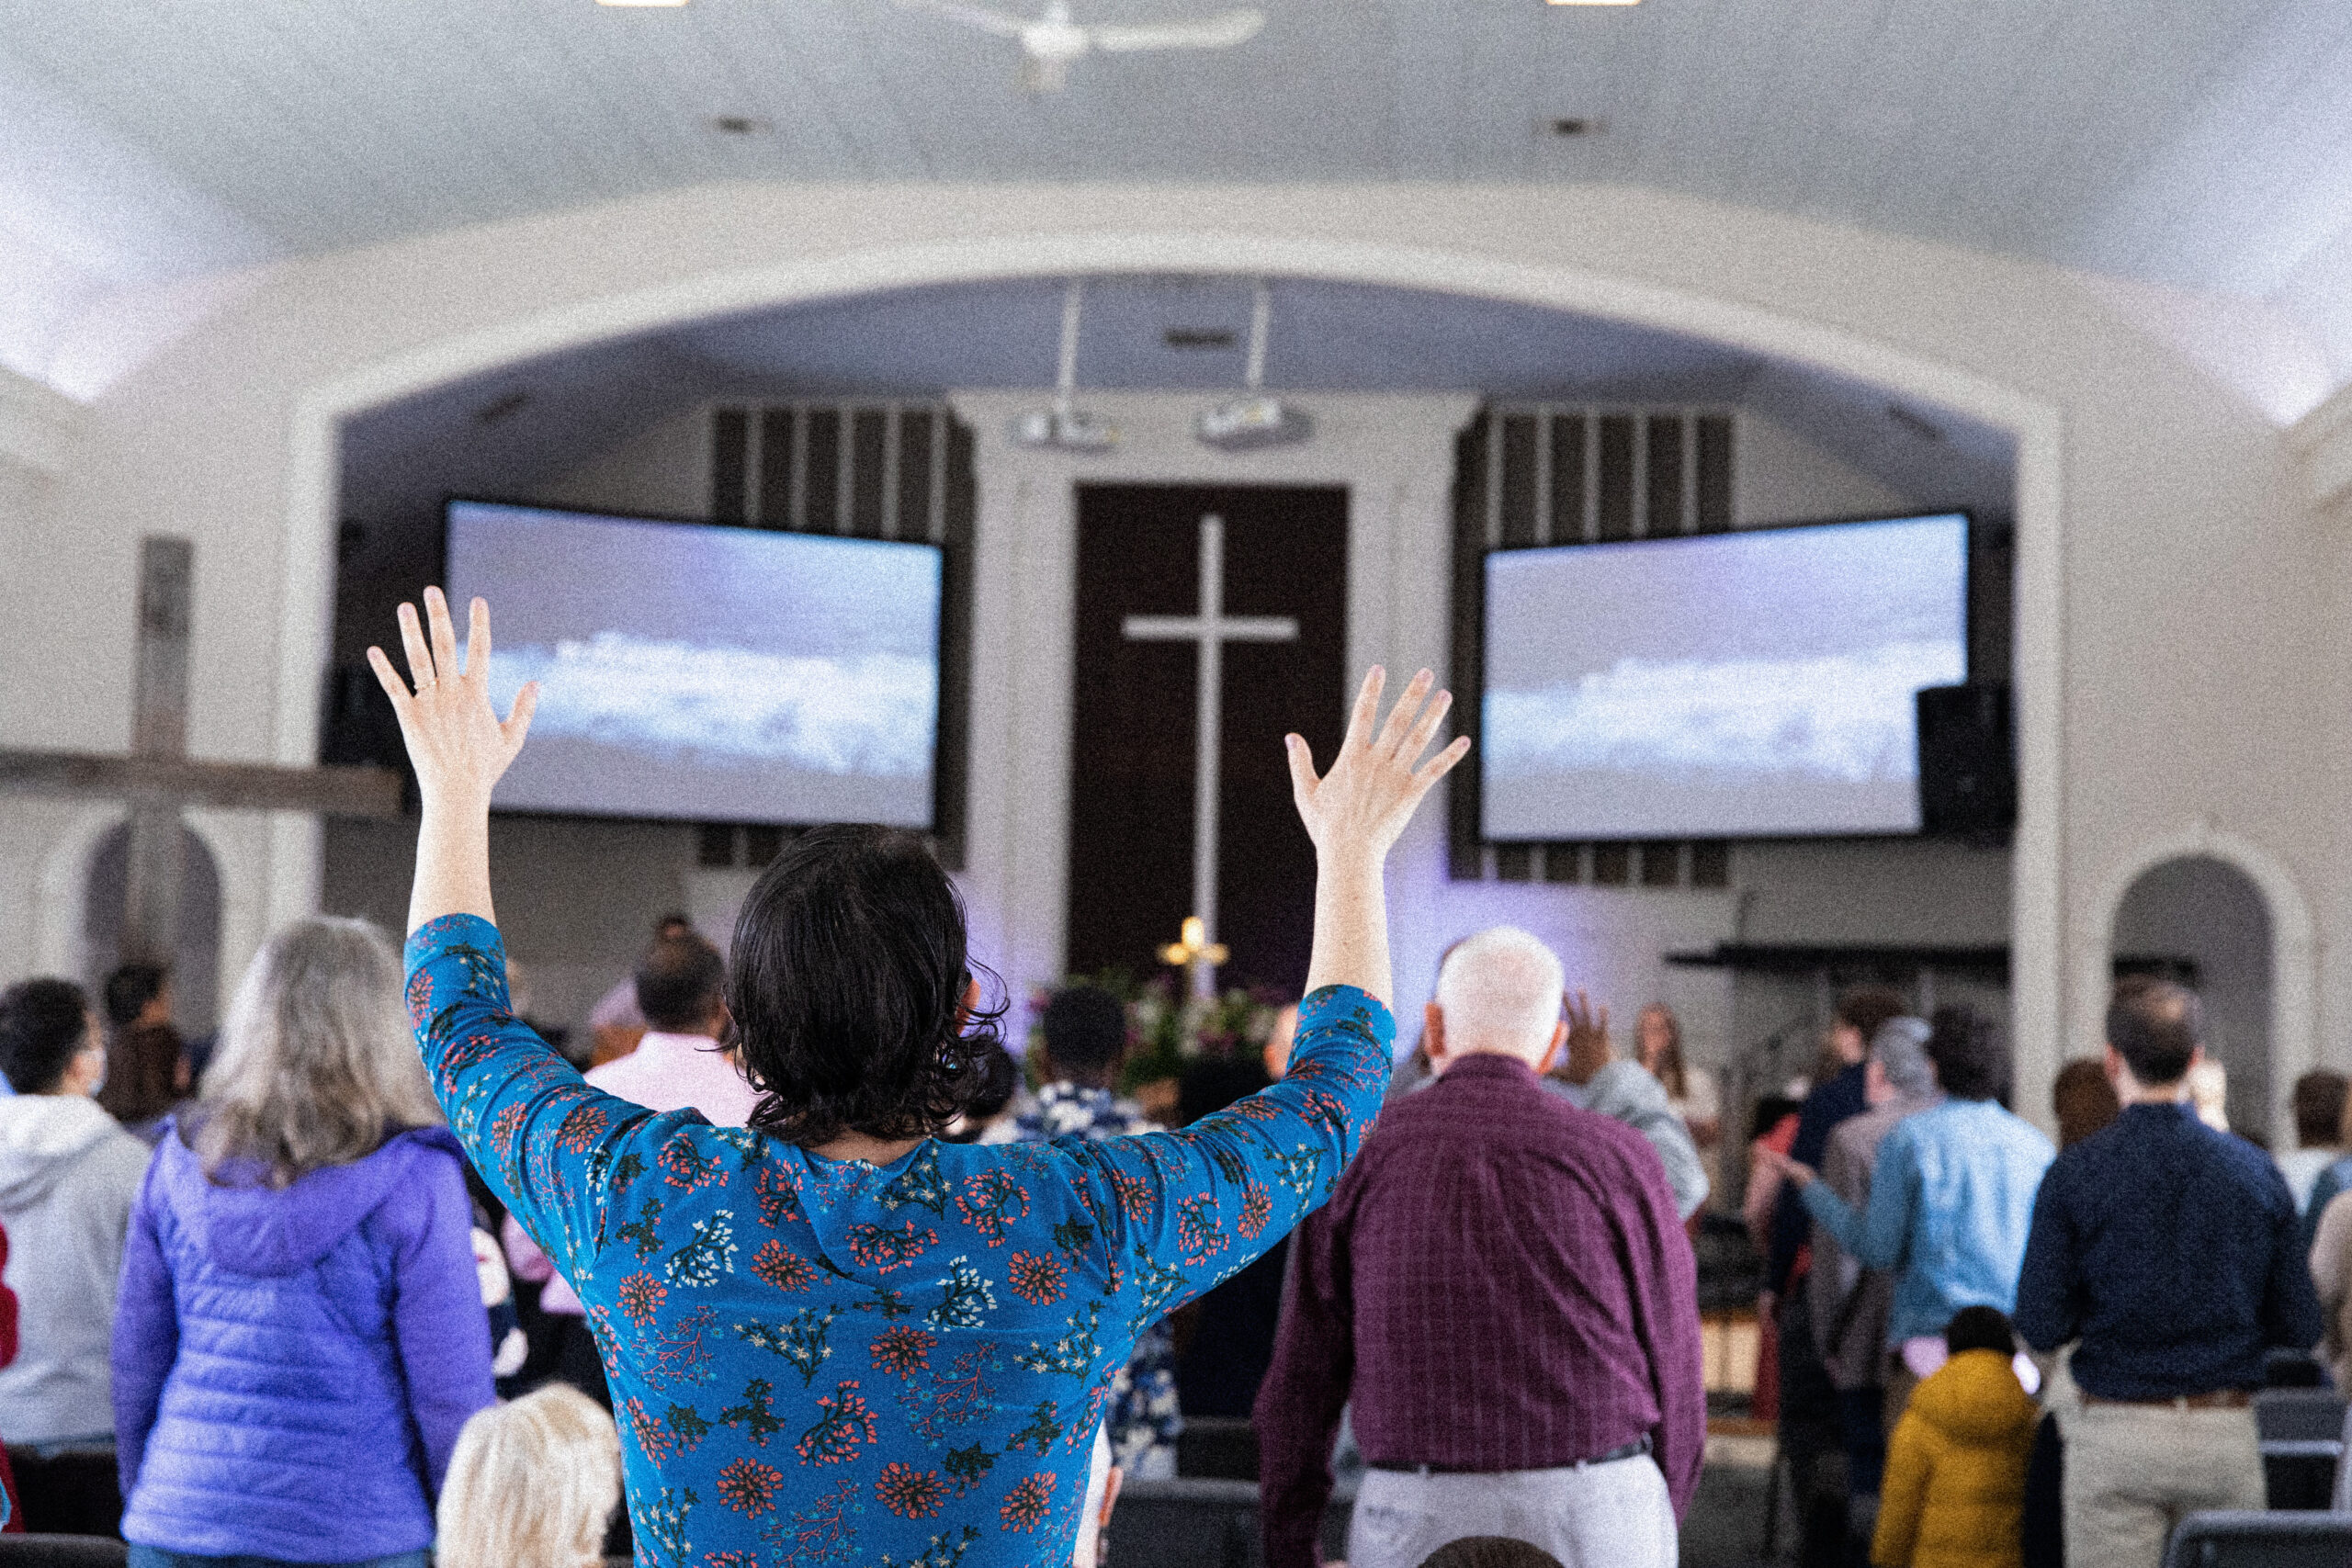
[[892, 0, 1266, 94]]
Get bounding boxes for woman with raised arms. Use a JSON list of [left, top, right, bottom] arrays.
[[375, 587, 1466, 1566]]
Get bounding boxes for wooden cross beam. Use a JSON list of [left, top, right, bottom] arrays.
[[0, 536, 402, 967]]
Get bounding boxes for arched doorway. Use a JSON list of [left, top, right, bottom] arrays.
[[2110, 855, 2272, 1138], [81, 819, 224, 1037]]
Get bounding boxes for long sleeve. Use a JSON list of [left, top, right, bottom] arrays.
[[1871, 1413, 1931, 1568], [1053, 983, 1392, 1323], [2011, 1166, 2079, 1354], [1254, 1203, 1354, 1568], [2311, 1192, 2352, 1363], [1801, 1129, 1917, 1273], [405, 917, 671, 1292], [2263, 1168, 2326, 1351], [1583, 1063, 1709, 1221], [108, 1161, 178, 1497], [384, 1146, 497, 1495], [2303, 1158, 2352, 1262]]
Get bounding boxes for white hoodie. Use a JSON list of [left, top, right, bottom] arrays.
[[0, 1095, 152, 1445]]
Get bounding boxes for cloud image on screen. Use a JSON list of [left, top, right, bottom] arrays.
[[1482, 514, 1967, 840], [447, 502, 941, 827]]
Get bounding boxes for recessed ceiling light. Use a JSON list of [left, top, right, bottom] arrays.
[[710, 115, 770, 135], [1545, 117, 1605, 137], [1164, 327, 1238, 350]]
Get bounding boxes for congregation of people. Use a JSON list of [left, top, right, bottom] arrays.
[[0, 610, 2340, 1568]]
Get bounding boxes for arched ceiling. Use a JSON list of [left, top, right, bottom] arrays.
[[6, 0, 2351, 415], [337, 275, 2018, 533]]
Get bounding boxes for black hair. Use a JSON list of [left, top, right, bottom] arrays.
[[1925, 1004, 2008, 1102], [966, 1040, 1020, 1122], [2107, 976, 2201, 1089], [1417, 1540, 1565, 1568], [103, 963, 168, 1028], [2294, 1070, 2348, 1147], [0, 978, 92, 1094], [635, 931, 727, 1032], [1944, 1304, 2017, 1359], [1041, 986, 1127, 1077], [727, 826, 1002, 1146], [1835, 985, 1910, 1046]]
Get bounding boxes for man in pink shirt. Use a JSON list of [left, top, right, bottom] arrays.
[[504, 927, 754, 1401]]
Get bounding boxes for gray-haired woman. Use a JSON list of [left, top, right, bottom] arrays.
[[110, 917, 495, 1568]]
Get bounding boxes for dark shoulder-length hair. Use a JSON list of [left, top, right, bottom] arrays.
[[729, 826, 1004, 1146]]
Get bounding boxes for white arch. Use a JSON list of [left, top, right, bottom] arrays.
[[267, 225, 2070, 1078], [2077, 821, 2318, 1148], [32, 807, 241, 1015]]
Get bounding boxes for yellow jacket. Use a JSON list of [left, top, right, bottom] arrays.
[[1872, 1349, 2039, 1568]]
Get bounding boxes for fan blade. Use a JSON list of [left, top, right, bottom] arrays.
[[1090, 8, 1264, 51], [890, 0, 1031, 39], [1019, 53, 1072, 92]]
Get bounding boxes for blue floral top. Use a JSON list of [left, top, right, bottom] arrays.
[[996, 1084, 1181, 1476], [404, 917, 1392, 1567]]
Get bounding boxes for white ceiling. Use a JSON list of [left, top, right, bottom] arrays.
[[0, 0, 2339, 280], [7, 0, 2352, 412], [337, 275, 2018, 533]]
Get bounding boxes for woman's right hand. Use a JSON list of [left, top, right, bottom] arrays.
[[1284, 667, 1468, 865]]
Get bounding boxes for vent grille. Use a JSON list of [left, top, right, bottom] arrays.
[[1450, 405, 1738, 890]]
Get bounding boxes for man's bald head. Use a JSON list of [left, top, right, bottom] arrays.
[[2108, 975, 2203, 1089], [1430, 927, 1566, 1069]]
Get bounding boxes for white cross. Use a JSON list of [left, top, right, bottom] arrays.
[[1123, 513, 1299, 996]]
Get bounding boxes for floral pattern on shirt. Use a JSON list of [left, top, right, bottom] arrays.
[[405, 915, 1390, 1567], [1004, 1083, 1181, 1473]]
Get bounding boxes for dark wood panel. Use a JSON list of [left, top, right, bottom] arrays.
[[1695, 414, 1734, 533], [851, 410, 888, 537], [803, 407, 842, 532], [1549, 414, 1587, 543], [1597, 414, 1635, 540], [1645, 416, 1685, 536], [757, 408, 796, 527], [1067, 485, 1347, 993], [711, 408, 748, 524], [1448, 414, 1490, 880], [1498, 414, 1538, 547]]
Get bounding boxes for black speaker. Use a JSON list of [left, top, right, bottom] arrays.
[[1916, 683, 2015, 839], [319, 665, 411, 773]]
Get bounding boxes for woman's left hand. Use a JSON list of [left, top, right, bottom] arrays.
[[368, 588, 538, 813]]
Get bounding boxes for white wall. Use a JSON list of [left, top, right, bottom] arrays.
[[0, 182, 2333, 1134]]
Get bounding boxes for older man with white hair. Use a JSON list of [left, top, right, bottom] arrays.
[[1255, 926, 1704, 1568]]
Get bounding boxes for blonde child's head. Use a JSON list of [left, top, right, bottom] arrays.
[[436, 1385, 622, 1568]]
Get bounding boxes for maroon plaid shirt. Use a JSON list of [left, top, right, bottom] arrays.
[[1255, 1054, 1706, 1568]]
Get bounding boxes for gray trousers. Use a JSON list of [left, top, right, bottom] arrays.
[[1347, 1455, 1678, 1568]]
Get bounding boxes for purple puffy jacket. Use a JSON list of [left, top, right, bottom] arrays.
[[111, 1122, 495, 1561]]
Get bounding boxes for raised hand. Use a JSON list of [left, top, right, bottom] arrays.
[[1560, 989, 1612, 1086], [368, 588, 538, 933], [368, 588, 539, 813], [1285, 667, 1470, 863], [1289, 667, 1471, 1008]]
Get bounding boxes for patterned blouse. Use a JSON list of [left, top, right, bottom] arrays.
[[405, 917, 1391, 1568], [999, 1084, 1181, 1476]]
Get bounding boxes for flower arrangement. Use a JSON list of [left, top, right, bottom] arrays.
[[1024, 968, 1286, 1095]]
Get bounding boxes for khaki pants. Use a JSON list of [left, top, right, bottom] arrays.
[[1347, 1456, 1678, 1568], [2062, 1401, 2264, 1568]]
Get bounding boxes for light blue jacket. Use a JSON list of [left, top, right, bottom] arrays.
[[1800, 1097, 2053, 1346]]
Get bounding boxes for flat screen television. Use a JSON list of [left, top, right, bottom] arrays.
[[444, 499, 943, 828], [1480, 512, 1969, 840]]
